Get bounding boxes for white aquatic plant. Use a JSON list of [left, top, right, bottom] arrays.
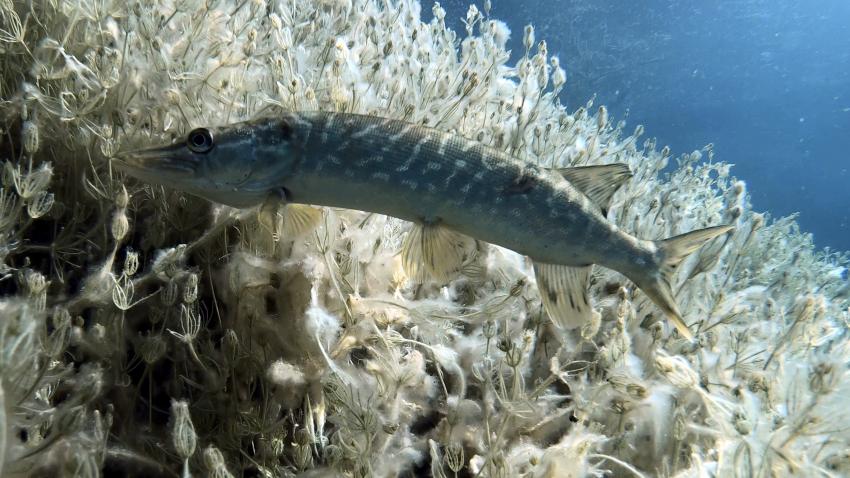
[[0, 0, 848, 476]]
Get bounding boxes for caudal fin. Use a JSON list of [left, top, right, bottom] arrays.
[[634, 225, 734, 340]]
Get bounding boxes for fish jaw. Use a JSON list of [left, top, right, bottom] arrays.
[[112, 147, 270, 208], [113, 145, 200, 189]]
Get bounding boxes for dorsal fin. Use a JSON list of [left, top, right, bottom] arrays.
[[555, 163, 632, 215]]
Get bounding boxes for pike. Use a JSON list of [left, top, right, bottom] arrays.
[[114, 111, 732, 339]]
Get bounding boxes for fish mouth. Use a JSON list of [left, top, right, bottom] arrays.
[[112, 147, 199, 184]]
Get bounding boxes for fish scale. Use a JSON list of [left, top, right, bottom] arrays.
[[115, 111, 733, 339]]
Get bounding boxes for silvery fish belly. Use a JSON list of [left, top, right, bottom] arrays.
[[114, 111, 732, 340]]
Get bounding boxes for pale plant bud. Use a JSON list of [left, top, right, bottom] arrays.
[[797, 295, 817, 322], [445, 443, 464, 473], [161, 279, 180, 307], [671, 413, 687, 441], [26, 190, 53, 218], [733, 410, 751, 435], [288, 78, 300, 94], [22, 120, 39, 154], [269, 434, 286, 457], [465, 5, 479, 35], [655, 353, 699, 389], [536, 62, 548, 89], [112, 273, 134, 310], [661, 145, 671, 157], [751, 213, 765, 231], [90, 323, 107, 347], [140, 333, 167, 364], [523, 25, 534, 51], [111, 210, 129, 242], [732, 180, 746, 197], [650, 321, 664, 341], [203, 446, 234, 478], [765, 298, 776, 318], [433, 3, 446, 21], [183, 273, 199, 303], [242, 39, 256, 57], [123, 249, 139, 276], [633, 124, 644, 138], [23, 268, 47, 295], [116, 185, 129, 208], [171, 303, 201, 343], [483, 0, 491, 15], [649, 197, 659, 210], [2, 161, 14, 187], [47, 307, 72, 358], [597, 106, 608, 130], [809, 360, 839, 395], [504, 341, 523, 367], [482, 320, 497, 339], [626, 382, 647, 399], [171, 400, 197, 460], [267, 360, 306, 388], [100, 138, 117, 157], [164, 88, 181, 106], [269, 13, 282, 30], [0, 188, 18, 231], [552, 65, 566, 90], [537, 40, 547, 58], [575, 106, 586, 120], [728, 205, 743, 221], [14, 162, 52, 199], [294, 441, 313, 470], [222, 329, 239, 365], [580, 310, 601, 340]]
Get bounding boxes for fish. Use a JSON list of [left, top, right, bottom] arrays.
[[114, 111, 732, 339]]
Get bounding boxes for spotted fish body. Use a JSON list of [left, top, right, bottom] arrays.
[[288, 113, 635, 268], [115, 111, 732, 339]]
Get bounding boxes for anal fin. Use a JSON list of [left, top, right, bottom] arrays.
[[401, 223, 472, 283], [533, 262, 594, 329]]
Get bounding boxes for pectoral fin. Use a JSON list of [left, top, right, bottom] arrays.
[[555, 163, 632, 215], [401, 223, 472, 283], [280, 204, 323, 238], [533, 262, 593, 329], [258, 192, 323, 240]]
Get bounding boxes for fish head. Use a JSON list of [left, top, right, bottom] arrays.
[[113, 117, 300, 208]]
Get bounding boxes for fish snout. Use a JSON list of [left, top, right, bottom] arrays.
[[112, 147, 199, 179]]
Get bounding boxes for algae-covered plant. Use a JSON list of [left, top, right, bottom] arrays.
[[1, 0, 849, 476]]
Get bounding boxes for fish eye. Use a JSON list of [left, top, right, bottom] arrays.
[[186, 128, 214, 154]]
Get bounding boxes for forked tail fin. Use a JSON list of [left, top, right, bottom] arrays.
[[633, 225, 734, 340]]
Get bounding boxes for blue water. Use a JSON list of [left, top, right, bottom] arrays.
[[431, 0, 850, 251]]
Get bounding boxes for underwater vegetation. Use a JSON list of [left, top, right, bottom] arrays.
[[0, 0, 849, 476]]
